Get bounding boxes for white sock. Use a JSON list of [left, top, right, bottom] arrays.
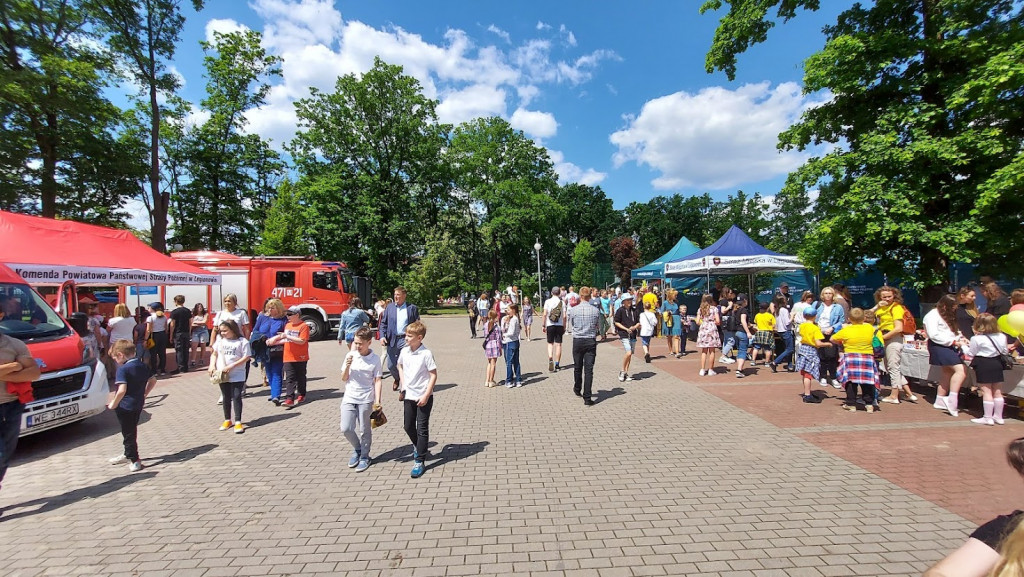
[[946, 394, 959, 412], [983, 401, 995, 420], [994, 398, 1005, 420]]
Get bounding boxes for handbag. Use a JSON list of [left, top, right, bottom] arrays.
[[145, 336, 156, 349], [209, 369, 227, 385], [481, 324, 498, 350], [985, 335, 1015, 370], [370, 404, 388, 428]]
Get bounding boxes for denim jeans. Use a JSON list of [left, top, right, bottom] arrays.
[[721, 333, 736, 356], [503, 341, 521, 383], [774, 331, 795, 368], [734, 331, 750, 360], [265, 356, 284, 399], [0, 400, 24, 486]]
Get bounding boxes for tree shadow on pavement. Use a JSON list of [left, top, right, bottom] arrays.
[[144, 443, 217, 468], [426, 441, 489, 471], [593, 387, 626, 405], [302, 389, 342, 403], [2, 471, 158, 521]]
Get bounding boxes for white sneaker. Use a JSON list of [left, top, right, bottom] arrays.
[[721, 356, 736, 364], [128, 461, 144, 473], [971, 417, 995, 426], [832, 380, 843, 390], [109, 454, 129, 465], [698, 369, 707, 376], [995, 417, 1006, 425], [618, 371, 626, 382], [906, 394, 919, 402], [624, 374, 633, 382]]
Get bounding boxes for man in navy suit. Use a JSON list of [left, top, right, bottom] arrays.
[[378, 286, 420, 393]]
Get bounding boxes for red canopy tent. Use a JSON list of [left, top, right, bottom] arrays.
[[0, 211, 219, 285]]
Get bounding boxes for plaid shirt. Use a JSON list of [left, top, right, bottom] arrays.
[[568, 298, 601, 340]]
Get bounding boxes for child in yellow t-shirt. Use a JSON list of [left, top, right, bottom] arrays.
[[751, 301, 776, 366], [831, 308, 880, 412], [796, 307, 828, 403]]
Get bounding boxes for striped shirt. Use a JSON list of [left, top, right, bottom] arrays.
[[567, 299, 601, 340]]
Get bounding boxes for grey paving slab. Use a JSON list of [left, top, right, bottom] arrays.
[[0, 317, 971, 575]]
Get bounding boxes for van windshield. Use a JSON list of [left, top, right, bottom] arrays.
[[0, 283, 72, 340]]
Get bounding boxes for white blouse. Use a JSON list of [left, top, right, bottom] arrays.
[[923, 309, 957, 346]]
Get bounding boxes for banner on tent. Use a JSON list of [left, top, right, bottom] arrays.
[[12, 265, 220, 285], [666, 254, 803, 274]]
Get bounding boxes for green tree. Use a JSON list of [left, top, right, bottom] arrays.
[[0, 0, 132, 220], [571, 239, 597, 287], [550, 183, 624, 268], [702, 0, 1024, 298], [448, 116, 562, 290], [289, 58, 451, 290], [404, 229, 465, 307], [623, 194, 714, 262], [89, 0, 204, 251], [172, 29, 284, 251], [255, 179, 310, 255], [704, 190, 771, 245]]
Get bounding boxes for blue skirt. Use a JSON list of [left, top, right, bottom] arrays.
[[928, 340, 962, 366]]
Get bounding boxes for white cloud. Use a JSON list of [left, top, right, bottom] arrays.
[[509, 108, 558, 139], [558, 24, 577, 47], [204, 18, 250, 43], [486, 24, 510, 43], [609, 82, 828, 190], [436, 85, 508, 126], [191, 1, 617, 155], [549, 150, 607, 186]]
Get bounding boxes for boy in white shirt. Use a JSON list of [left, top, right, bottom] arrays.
[[397, 321, 437, 479]]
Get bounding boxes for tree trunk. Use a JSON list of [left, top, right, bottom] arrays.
[[39, 112, 58, 218], [147, 35, 166, 252]]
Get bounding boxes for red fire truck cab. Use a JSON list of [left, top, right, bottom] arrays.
[[162, 252, 361, 340]]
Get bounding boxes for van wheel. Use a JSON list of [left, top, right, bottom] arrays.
[[300, 314, 326, 341]]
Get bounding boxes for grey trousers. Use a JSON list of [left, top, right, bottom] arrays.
[[340, 401, 373, 460]]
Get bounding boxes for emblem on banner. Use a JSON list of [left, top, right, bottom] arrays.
[[713, 257, 721, 266]]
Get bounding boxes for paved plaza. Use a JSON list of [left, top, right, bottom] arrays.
[[2, 315, 1021, 576]]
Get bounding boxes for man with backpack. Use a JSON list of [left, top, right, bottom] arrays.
[[542, 287, 566, 372]]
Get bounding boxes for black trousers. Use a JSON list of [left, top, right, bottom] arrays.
[[469, 314, 478, 337], [845, 381, 875, 406], [403, 396, 433, 459], [173, 332, 190, 372], [572, 339, 597, 398], [283, 361, 308, 399], [115, 408, 143, 462], [149, 331, 167, 372]]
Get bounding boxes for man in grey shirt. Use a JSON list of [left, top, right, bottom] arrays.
[[567, 287, 601, 406]]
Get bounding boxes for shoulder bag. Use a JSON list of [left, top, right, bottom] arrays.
[[985, 335, 1015, 370]]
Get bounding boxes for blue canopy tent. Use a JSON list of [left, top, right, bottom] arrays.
[[630, 236, 700, 287], [665, 225, 805, 299]]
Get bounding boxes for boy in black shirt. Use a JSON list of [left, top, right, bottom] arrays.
[[107, 339, 157, 472]]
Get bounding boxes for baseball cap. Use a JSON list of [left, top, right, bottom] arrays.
[[286, 306, 301, 315], [780, 282, 789, 288]]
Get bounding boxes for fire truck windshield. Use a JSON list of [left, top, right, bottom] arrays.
[[0, 283, 72, 340]]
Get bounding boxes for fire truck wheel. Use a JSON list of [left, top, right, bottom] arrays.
[[300, 313, 326, 341]]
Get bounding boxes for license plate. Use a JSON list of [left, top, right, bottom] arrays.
[[27, 404, 79, 427]]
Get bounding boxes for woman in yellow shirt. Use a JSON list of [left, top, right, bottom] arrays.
[[831, 308, 880, 412]]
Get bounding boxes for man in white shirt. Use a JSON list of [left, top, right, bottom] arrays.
[[542, 287, 566, 373]]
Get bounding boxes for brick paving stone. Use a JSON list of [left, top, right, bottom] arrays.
[[0, 318, 983, 575]]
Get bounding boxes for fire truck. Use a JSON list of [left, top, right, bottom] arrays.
[[159, 252, 368, 340], [0, 264, 108, 435]]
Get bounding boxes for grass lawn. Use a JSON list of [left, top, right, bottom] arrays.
[[422, 306, 468, 316]]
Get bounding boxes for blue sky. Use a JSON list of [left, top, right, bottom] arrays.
[[168, 0, 845, 209]]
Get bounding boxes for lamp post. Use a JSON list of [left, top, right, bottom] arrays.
[[534, 239, 542, 301]]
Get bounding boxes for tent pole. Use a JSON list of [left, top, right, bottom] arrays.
[[749, 274, 754, 303]]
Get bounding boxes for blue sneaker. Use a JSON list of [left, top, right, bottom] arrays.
[[411, 460, 425, 478], [348, 449, 360, 468], [355, 459, 370, 473]]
